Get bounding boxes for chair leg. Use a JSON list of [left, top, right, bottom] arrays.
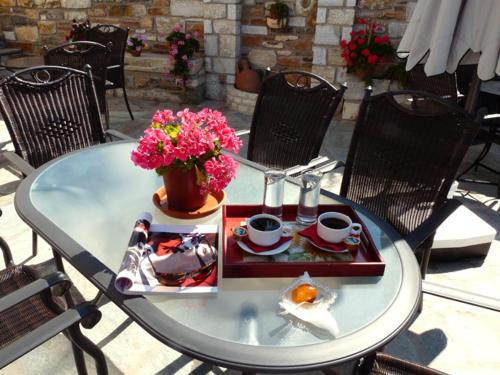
[[67, 324, 108, 375], [457, 143, 491, 178], [32, 231, 38, 257], [104, 97, 110, 130], [70, 340, 89, 375], [0, 235, 14, 266], [122, 86, 134, 120], [419, 245, 432, 280]]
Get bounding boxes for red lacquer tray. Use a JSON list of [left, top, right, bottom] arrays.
[[222, 204, 385, 278]]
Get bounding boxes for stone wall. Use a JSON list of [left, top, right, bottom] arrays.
[[309, 0, 415, 119], [226, 85, 257, 115], [119, 52, 206, 103], [0, 0, 417, 113], [0, 0, 175, 54], [241, 0, 315, 71]]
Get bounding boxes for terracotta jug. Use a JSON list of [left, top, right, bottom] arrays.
[[235, 58, 261, 93]]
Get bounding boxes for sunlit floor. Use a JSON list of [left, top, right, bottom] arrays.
[[0, 96, 498, 374]]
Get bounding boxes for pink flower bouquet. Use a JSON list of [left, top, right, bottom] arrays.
[[131, 108, 242, 194]]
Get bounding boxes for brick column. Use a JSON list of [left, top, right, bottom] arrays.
[[203, 0, 242, 100]]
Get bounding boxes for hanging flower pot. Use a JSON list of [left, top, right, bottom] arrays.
[[266, 1, 289, 31], [353, 67, 375, 81], [266, 17, 288, 30]]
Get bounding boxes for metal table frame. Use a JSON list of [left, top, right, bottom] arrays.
[[14, 141, 421, 373]]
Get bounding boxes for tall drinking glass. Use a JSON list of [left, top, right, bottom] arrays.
[[296, 170, 323, 225], [262, 170, 285, 217]]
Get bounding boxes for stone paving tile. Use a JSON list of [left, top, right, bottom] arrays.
[[0, 97, 499, 374]]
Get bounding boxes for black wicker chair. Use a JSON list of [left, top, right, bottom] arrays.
[[407, 64, 459, 103], [245, 71, 346, 175], [340, 89, 479, 278], [456, 76, 500, 196], [0, 210, 107, 374], [87, 24, 133, 120], [356, 352, 448, 375], [0, 65, 132, 257], [43, 41, 111, 128], [408, 65, 499, 195]]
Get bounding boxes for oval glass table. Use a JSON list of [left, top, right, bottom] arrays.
[[15, 141, 421, 373]]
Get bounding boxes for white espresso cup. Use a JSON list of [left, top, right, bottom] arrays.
[[247, 214, 283, 247], [317, 212, 362, 243]]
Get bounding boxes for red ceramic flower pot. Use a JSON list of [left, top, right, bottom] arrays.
[[162, 167, 208, 211], [131, 49, 142, 57]]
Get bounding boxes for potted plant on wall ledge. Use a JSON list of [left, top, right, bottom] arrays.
[[127, 34, 147, 57], [165, 24, 201, 87], [266, 1, 290, 31]]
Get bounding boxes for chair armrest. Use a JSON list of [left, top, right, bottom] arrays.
[[284, 156, 330, 177], [2, 151, 35, 176], [0, 302, 101, 368], [105, 129, 135, 141], [0, 271, 71, 314], [235, 129, 250, 137], [404, 199, 462, 251], [483, 113, 500, 121], [315, 160, 345, 174], [107, 64, 121, 71]]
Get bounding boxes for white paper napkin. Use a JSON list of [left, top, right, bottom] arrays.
[[278, 272, 339, 337]]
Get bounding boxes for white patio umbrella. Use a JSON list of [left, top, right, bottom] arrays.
[[397, 0, 500, 81]]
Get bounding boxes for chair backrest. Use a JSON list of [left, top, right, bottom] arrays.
[[247, 71, 346, 169], [0, 65, 105, 168], [340, 89, 478, 237], [87, 24, 128, 86], [407, 64, 459, 103], [43, 41, 111, 113], [455, 64, 477, 99]]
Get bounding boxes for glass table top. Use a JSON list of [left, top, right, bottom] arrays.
[[28, 142, 406, 348]]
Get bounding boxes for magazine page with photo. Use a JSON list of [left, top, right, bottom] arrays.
[[115, 212, 218, 294]]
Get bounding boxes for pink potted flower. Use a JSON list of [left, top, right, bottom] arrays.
[[131, 108, 242, 212]]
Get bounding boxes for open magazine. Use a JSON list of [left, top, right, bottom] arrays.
[[115, 212, 218, 294]]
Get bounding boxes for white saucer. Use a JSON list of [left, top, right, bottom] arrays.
[[306, 239, 349, 254], [237, 238, 293, 256]]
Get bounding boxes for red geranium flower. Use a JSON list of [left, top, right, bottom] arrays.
[[367, 55, 379, 64], [338, 18, 394, 78]]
